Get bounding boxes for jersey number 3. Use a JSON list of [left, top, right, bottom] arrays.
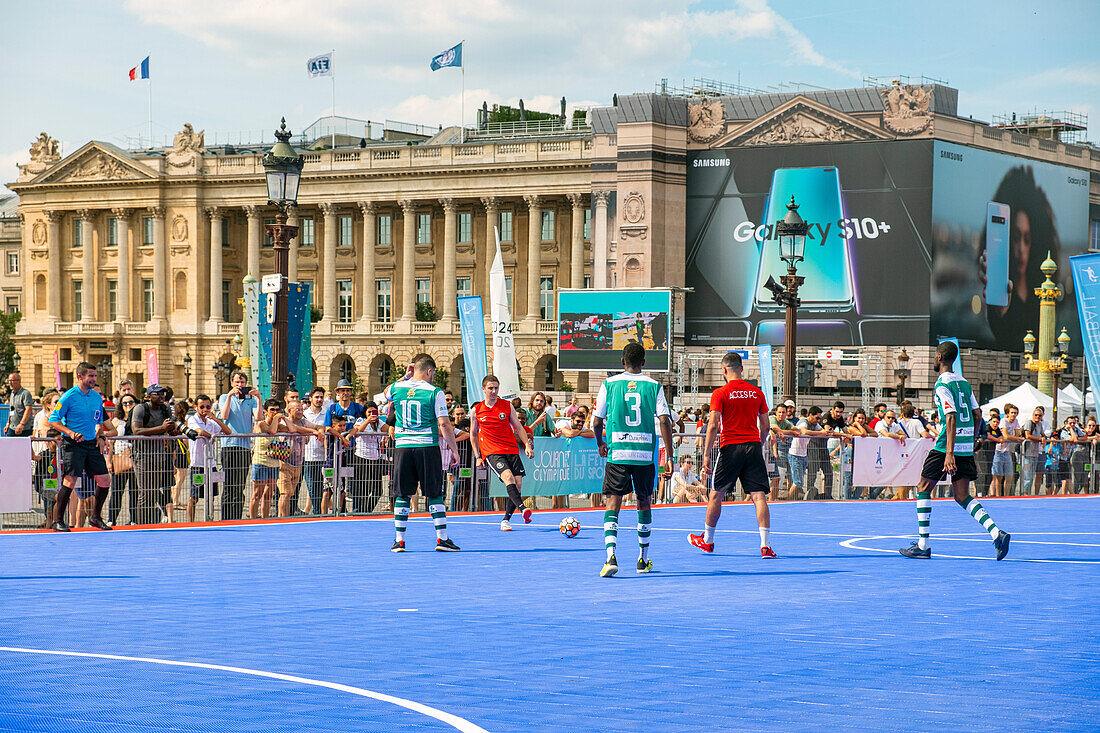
[[624, 393, 642, 427]]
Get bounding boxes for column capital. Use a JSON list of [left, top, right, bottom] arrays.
[[42, 209, 63, 224], [242, 204, 261, 220], [567, 193, 587, 208], [319, 202, 338, 217], [523, 194, 542, 209], [398, 198, 417, 216], [110, 207, 132, 219], [357, 200, 376, 216], [592, 190, 611, 206], [75, 208, 94, 219], [204, 206, 223, 220], [16, 212, 24, 225], [480, 196, 499, 212], [440, 197, 458, 213], [149, 205, 167, 219]]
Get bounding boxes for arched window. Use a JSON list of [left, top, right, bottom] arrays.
[[543, 358, 555, 391], [339, 356, 355, 383], [35, 274, 47, 312]]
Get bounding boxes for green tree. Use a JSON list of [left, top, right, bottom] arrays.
[[0, 312, 21, 376], [415, 301, 438, 322]]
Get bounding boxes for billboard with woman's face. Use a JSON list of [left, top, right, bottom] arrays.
[[931, 141, 1090, 353]]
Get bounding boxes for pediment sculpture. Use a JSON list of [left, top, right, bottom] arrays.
[[17, 132, 61, 178], [68, 154, 133, 181], [167, 123, 206, 169], [880, 80, 933, 135], [688, 97, 725, 143]]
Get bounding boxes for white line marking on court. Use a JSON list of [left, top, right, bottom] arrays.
[[398, 608, 418, 612], [839, 536, 1100, 564], [0, 646, 491, 733]]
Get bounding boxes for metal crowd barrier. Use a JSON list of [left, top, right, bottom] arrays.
[[2, 428, 1097, 531]]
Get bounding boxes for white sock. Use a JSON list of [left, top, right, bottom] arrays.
[[703, 524, 716, 543], [759, 527, 770, 548]]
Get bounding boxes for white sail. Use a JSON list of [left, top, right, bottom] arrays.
[[490, 227, 522, 399]]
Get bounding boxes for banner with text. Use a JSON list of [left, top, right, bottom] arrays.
[[488, 436, 637, 496], [458, 296, 488, 407], [1071, 253, 1100, 389], [852, 436, 934, 486]]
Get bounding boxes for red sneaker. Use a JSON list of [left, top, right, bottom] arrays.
[[688, 533, 714, 553], [522, 508, 533, 524], [761, 546, 777, 559]]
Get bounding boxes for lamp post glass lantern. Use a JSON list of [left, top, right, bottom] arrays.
[[261, 118, 304, 401], [775, 196, 809, 401]]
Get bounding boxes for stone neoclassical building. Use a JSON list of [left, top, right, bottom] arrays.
[[10, 122, 597, 397]]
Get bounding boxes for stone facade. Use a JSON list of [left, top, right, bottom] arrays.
[[0, 195, 21, 315]]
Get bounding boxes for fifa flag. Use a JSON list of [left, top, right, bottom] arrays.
[[306, 52, 333, 78], [457, 296, 489, 407], [1071, 253, 1100, 391], [430, 42, 462, 70], [852, 437, 934, 487], [128, 56, 150, 81]]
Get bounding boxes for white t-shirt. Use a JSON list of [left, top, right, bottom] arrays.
[[876, 419, 905, 437], [112, 417, 131, 452], [899, 417, 925, 440], [996, 417, 1020, 453], [789, 419, 811, 457], [186, 414, 224, 467], [672, 468, 699, 490], [302, 406, 327, 462], [352, 418, 384, 460]]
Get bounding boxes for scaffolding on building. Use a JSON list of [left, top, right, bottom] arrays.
[[862, 74, 948, 88], [656, 76, 766, 98], [991, 110, 1088, 144]]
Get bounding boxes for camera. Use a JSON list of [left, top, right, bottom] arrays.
[[173, 419, 200, 441]]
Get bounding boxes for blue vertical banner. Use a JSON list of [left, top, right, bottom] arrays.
[[758, 344, 774, 409], [1070, 253, 1100, 393], [293, 282, 314, 394], [457, 296, 488, 407], [939, 337, 962, 378]]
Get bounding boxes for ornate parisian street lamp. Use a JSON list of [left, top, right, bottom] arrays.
[[1023, 253, 1071, 423], [765, 196, 808, 402], [1026, 326, 1070, 426], [96, 357, 113, 395], [12, 353, 21, 372], [261, 118, 304, 402], [894, 348, 911, 405], [213, 359, 232, 395], [183, 352, 193, 398]]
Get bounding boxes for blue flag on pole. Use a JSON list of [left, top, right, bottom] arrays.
[[1071, 253, 1100, 393], [758, 344, 774, 409], [457, 296, 488, 407], [430, 42, 462, 70]]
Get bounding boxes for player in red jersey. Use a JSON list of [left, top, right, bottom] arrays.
[[689, 351, 777, 558], [471, 375, 536, 530]]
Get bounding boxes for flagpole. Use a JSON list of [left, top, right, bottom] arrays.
[[330, 48, 336, 153], [147, 59, 153, 147], [460, 40, 466, 144]]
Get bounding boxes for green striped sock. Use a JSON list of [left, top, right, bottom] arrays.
[[916, 491, 931, 550], [428, 496, 447, 541], [637, 509, 652, 561], [603, 509, 618, 561], [394, 497, 410, 542], [961, 496, 1000, 539]]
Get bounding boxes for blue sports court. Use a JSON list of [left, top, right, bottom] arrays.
[[1, 496, 1097, 732]]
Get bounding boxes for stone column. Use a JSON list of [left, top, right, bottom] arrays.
[[320, 202, 337, 324], [206, 207, 223, 322], [592, 191, 610, 289], [567, 193, 585, 288], [479, 196, 499, 304], [244, 205, 261, 278], [287, 205, 299, 284], [358, 201, 377, 323], [151, 206, 168, 320], [78, 210, 95, 321], [399, 199, 416, 323], [112, 208, 132, 321], [523, 195, 542, 322], [441, 197, 458, 321], [44, 210, 62, 321]]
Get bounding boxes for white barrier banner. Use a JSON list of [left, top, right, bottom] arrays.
[[0, 437, 32, 512], [852, 436, 934, 487]]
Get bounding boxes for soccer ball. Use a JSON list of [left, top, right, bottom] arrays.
[[559, 516, 580, 538]]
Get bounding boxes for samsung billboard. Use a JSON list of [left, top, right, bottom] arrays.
[[685, 139, 1090, 352]]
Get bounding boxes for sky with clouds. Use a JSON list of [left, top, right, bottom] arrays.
[[2, 0, 1098, 194]]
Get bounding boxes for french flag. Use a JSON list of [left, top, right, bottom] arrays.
[[128, 56, 150, 81]]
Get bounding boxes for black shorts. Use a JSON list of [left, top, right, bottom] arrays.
[[391, 446, 444, 498], [920, 450, 978, 483], [603, 462, 656, 498], [61, 439, 108, 478], [487, 453, 525, 479], [713, 443, 770, 495]]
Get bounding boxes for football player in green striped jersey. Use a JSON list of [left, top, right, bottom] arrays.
[[900, 340, 1011, 560], [592, 343, 676, 577]]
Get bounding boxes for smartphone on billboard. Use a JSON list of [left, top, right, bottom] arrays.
[[985, 202, 1010, 308], [753, 167, 854, 313]]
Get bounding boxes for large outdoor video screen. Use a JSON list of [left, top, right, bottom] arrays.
[[558, 289, 671, 371], [930, 141, 1090, 353], [685, 141, 934, 346]]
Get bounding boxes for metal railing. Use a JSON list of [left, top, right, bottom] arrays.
[[2, 430, 1096, 531]]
